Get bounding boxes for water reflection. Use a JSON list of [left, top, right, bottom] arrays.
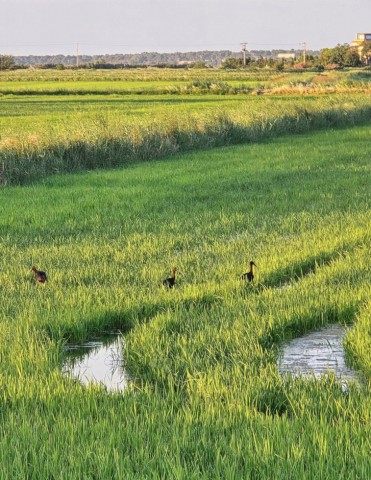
[[278, 324, 358, 389], [63, 332, 129, 392]]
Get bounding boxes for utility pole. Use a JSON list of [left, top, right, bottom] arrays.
[[76, 42, 79, 68], [301, 41, 307, 64], [241, 42, 248, 67]]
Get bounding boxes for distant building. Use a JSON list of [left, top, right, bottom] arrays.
[[351, 33, 371, 64], [277, 53, 296, 60]]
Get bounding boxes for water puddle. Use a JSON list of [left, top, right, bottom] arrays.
[[278, 324, 359, 389], [62, 332, 129, 393]]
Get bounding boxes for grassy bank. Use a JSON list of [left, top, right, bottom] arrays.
[[0, 124, 370, 478], [1, 93, 371, 185]]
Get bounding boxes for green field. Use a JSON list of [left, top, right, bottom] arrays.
[[0, 69, 370, 478], [1, 69, 371, 187]]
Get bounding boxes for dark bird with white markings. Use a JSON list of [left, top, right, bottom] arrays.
[[240, 261, 256, 282]]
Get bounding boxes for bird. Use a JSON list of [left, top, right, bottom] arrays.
[[162, 267, 181, 288], [240, 261, 256, 282], [31, 266, 48, 284]]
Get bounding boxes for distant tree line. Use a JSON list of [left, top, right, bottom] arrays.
[[222, 44, 369, 70], [6, 49, 316, 69], [0, 55, 15, 70], [320, 44, 362, 67], [8, 51, 240, 68], [1, 44, 369, 71]]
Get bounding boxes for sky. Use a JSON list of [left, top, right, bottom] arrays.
[[1, 0, 370, 56]]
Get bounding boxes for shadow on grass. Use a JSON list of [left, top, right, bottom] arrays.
[[253, 381, 292, 416], [259, 304, 358, 351], [43, 291, 222, 345], [250, 239, 366, 294]]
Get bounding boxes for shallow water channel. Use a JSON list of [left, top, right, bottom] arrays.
[[278, 324, 359, 389], [62, 332, 129, 392]]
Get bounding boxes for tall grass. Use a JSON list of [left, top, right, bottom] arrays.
[[1, 94, 371, 185]]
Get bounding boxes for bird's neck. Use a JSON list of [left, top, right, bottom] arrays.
[[249, 264, 253, 273]]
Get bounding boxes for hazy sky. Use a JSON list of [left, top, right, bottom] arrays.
[[1, 0, 370, 56]]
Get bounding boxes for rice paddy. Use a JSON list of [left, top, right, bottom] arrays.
[[0, 68, 370, 478]]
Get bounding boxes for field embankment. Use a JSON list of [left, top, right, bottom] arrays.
[[1, 93, 371, 185]]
